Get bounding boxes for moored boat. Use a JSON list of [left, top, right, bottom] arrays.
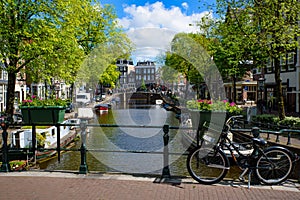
[[94, 103, 111, 113], [9, 120, 78, 162]]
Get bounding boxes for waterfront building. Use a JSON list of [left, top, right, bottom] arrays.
[[135, 61, 156, 88], [116, 59, 135, 90], [252, 51, 299, 113]]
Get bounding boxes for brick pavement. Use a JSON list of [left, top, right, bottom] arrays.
[[0, 171, 299, 200]]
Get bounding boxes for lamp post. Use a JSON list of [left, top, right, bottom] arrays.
[[0, 116, 10, 172], [258, 77, 265, 114], [20, 85, 24, 101]]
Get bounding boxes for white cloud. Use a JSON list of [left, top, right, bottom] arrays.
[[181, 2, 189, 10], [117, 2, 211, 62]]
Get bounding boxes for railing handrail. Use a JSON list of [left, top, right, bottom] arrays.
[[231, 127, 300, 146]]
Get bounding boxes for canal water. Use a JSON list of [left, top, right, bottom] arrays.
[[39, 105, 191, 176]]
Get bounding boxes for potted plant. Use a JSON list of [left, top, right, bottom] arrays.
[[186, 99, 243, 131], [20, 95, 68, 124]]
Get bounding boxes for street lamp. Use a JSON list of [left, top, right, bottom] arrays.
[[20, 85, 24, 101], [258, 77, 265, 114]]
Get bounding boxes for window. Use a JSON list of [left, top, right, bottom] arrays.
[[280, 56, 285, 65], [287, 53, 295, 71], [287, 53, 294, 64], [265, 58, 273, 73]]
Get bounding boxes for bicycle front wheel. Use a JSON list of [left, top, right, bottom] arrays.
[[255, 147, 294, 185], [187, 147, 230, 185]]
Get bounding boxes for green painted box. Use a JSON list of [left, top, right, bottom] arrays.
[[20, 106, 66, 124]]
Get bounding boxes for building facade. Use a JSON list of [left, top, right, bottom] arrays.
[[135, 61, 156, 88], [252, 49, 299, 113], [116, 59, 135, 90]]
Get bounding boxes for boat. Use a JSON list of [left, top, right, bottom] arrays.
[[66, 118, 81, 131], [9, 120, 79, 162], [66, 118, 90, 133], [94, 103, 111, 113]]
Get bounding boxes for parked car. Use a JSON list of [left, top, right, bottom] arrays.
[[65, 102, 74, 113]]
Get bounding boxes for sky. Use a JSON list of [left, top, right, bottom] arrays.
[[99, 0, 217, 64]]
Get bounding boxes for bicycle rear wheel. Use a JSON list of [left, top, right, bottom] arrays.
[[187, 147, 230, 185], [255, 147, 294, 185]]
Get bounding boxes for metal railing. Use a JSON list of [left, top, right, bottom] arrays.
[[2, 120, 300, 177], [231, 127, 300, 146], [0, 121, 193, 177]]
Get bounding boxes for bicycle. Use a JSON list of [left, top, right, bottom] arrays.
[[186, 115, 299, 188]]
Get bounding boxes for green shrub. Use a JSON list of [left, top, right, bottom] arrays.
[[252, 114, 300, 129]]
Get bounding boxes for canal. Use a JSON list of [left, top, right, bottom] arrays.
[[39, 105, 190, 176]]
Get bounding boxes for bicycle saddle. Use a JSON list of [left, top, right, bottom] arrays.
[[252, 137, 267, 146]]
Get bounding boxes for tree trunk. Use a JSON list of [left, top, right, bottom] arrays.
[[6, 71, 17, 119], [274, 57, 285, 120], [232, 75, 237, 103]]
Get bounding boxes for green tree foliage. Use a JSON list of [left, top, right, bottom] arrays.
[[160, 64, 179, 89], [165, 33, 222, 100], [0, 0, 131, 117], [208, 0, 300, 120], [76, 32, 133, 91]]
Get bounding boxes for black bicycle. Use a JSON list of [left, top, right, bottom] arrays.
[[187, 115, 298, 186]]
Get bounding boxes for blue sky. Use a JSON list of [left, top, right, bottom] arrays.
[[100, 0, 216, 18], [99, 1, 217, 63]]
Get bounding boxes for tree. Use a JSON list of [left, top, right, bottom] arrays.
[[76, 32, 133, 93], [0, 0, 130, 118], [208, 0, 300, 119], [160, 64, 179, 90], [165, 33, 222, 100]]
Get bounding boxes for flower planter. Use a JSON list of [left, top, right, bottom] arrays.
[[20, 106, 66, 124], [189, 110, 227, 142], [189, 110, 227, 131]]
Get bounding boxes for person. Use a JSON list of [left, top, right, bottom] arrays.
[[268, 100, 272, 113]]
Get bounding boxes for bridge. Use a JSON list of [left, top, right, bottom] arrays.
[[111, 92, 164, 105]]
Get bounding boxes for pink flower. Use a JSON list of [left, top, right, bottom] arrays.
[[230, 102, 236, 106]]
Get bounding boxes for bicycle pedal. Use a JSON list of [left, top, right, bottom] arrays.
[[238, 177, 245, 182]]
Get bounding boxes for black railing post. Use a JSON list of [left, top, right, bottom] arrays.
[[161, 124, 171, 178], [79, 120, 88, 174], [275, 133, 280, 143], [0, 120, 10, 172], [56, 124, 61, 163], [32, 125, 36, 164], [287, 132, 291, 145]]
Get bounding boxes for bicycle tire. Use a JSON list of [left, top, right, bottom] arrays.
[[187, 146, 230, 185], [255, 146, 294, 185]]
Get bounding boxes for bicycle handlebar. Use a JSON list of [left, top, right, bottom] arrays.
[[223, 115, 244, 132], [225, 115, 244, 125]]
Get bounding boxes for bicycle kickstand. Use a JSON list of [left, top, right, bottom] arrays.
[[248, 169, 252, 189]]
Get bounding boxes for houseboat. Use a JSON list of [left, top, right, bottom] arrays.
[[9, 120, 79, 162]]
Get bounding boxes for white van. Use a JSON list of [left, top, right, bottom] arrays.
[[75, 93, 90, 105]]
